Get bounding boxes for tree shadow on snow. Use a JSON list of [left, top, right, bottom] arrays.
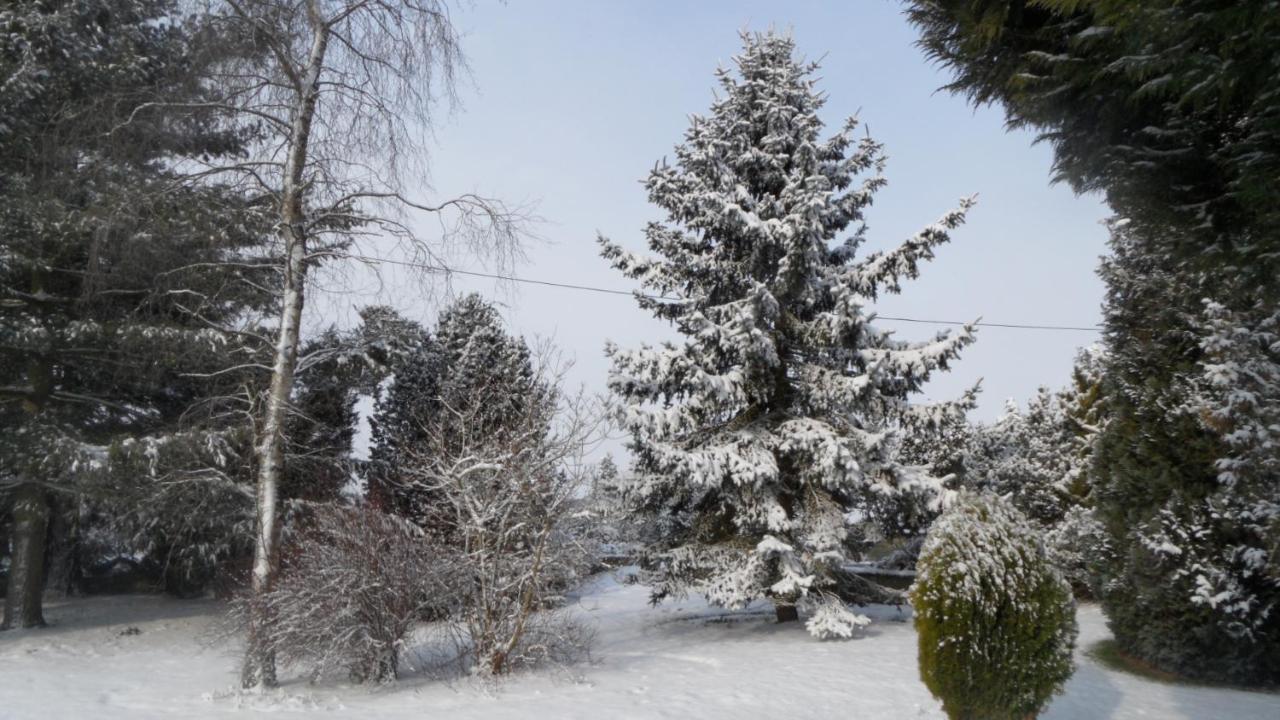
[[0, 594, 222, 641]]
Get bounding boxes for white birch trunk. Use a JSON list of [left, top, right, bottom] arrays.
[[242, 8, 330, 688]]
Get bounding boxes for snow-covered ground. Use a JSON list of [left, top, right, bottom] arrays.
[[1, 573, 1275, 719]]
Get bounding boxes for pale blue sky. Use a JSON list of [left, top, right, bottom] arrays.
[[335, 0, 1110, 455]]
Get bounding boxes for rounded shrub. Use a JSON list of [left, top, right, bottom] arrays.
[[911, 493, 1078, 720]]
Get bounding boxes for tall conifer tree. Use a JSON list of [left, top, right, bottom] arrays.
[[366, 294, 541, 529], [906, 1, 1280, 681], [0, 0, 267, 628], [600, 33, 977, 636]]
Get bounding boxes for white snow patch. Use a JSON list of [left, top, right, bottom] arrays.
[[0, 577, 1276, 719]]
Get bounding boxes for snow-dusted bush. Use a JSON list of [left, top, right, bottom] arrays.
[[911, 494, 1077, 720], [236, 505, 456, 684], [404, 358, 601, 676]]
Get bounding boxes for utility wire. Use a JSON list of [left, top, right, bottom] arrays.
[[348, 254, 1103, 333]]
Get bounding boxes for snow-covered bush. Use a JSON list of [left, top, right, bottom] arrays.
[[404, 355, 601, 676], [911, 494, 1077, 720], [236, 505, 456, 684]]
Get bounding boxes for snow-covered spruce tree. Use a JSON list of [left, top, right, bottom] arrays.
[[574, 453, 653, 566], [970, 390, 1078, 526], [1059, 345, 1107, 502], [962, 355, 1108, 596], [870, 388, 978, 546], [600, 32, 977, 636], [911, 493, 1077, 720]]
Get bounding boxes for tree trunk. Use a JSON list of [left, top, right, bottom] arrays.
[[5, 264, 53, 630], [775, 603, 798, 623], [242, 14, 331, 689], [2, 484, 50, 630], [43, 495, 81, 598]]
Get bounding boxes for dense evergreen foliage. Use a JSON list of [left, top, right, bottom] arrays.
[[366, 294, 541, 531], [1091, 220, 1280, 682], [0, 0, 270, 625], [912, 493, 1077, 720], [907, 0, 1280, 683], [906, 0, 1280, 268]]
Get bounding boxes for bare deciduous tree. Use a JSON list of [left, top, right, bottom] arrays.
[[181, 0, 529, 686], [405, 353, 604, 676]]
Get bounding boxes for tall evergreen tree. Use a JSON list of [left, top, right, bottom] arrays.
[[600, 32, 977, 636], [0, 0, 267, 628], [906, 0, 1280, 681], [905, 0, 1280, 272], [971, 391, 1079, 526], [1091, 220, 1279, 681]]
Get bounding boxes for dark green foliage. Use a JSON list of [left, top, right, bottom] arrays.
[[912, 494, 1077, 720], [282, 331, 365, 504], [0, 0, 272, 620], [1090, 222, 1280, 684], [906, 0, 1280, 683], [364, 343, 443, 519], [905, 0, 1280, 277], [104, 307, 419, 595]]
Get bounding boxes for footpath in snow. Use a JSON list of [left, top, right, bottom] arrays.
[[1, 572, 1275, 719]]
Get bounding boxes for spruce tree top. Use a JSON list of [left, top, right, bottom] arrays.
[[601, 32, 978, 634]]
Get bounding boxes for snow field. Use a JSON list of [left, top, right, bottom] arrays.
[[1, 573, 1276, 719]]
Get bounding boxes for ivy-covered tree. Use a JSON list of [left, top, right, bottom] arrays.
[[600, 32, 977, 636]]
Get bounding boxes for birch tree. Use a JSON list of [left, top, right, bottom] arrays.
[[192, 0, 527, 686]]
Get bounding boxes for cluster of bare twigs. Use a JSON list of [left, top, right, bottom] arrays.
[[229, 350, 604, 683]]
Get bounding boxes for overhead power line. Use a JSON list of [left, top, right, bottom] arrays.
[[349, 254, 1103, 333]]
